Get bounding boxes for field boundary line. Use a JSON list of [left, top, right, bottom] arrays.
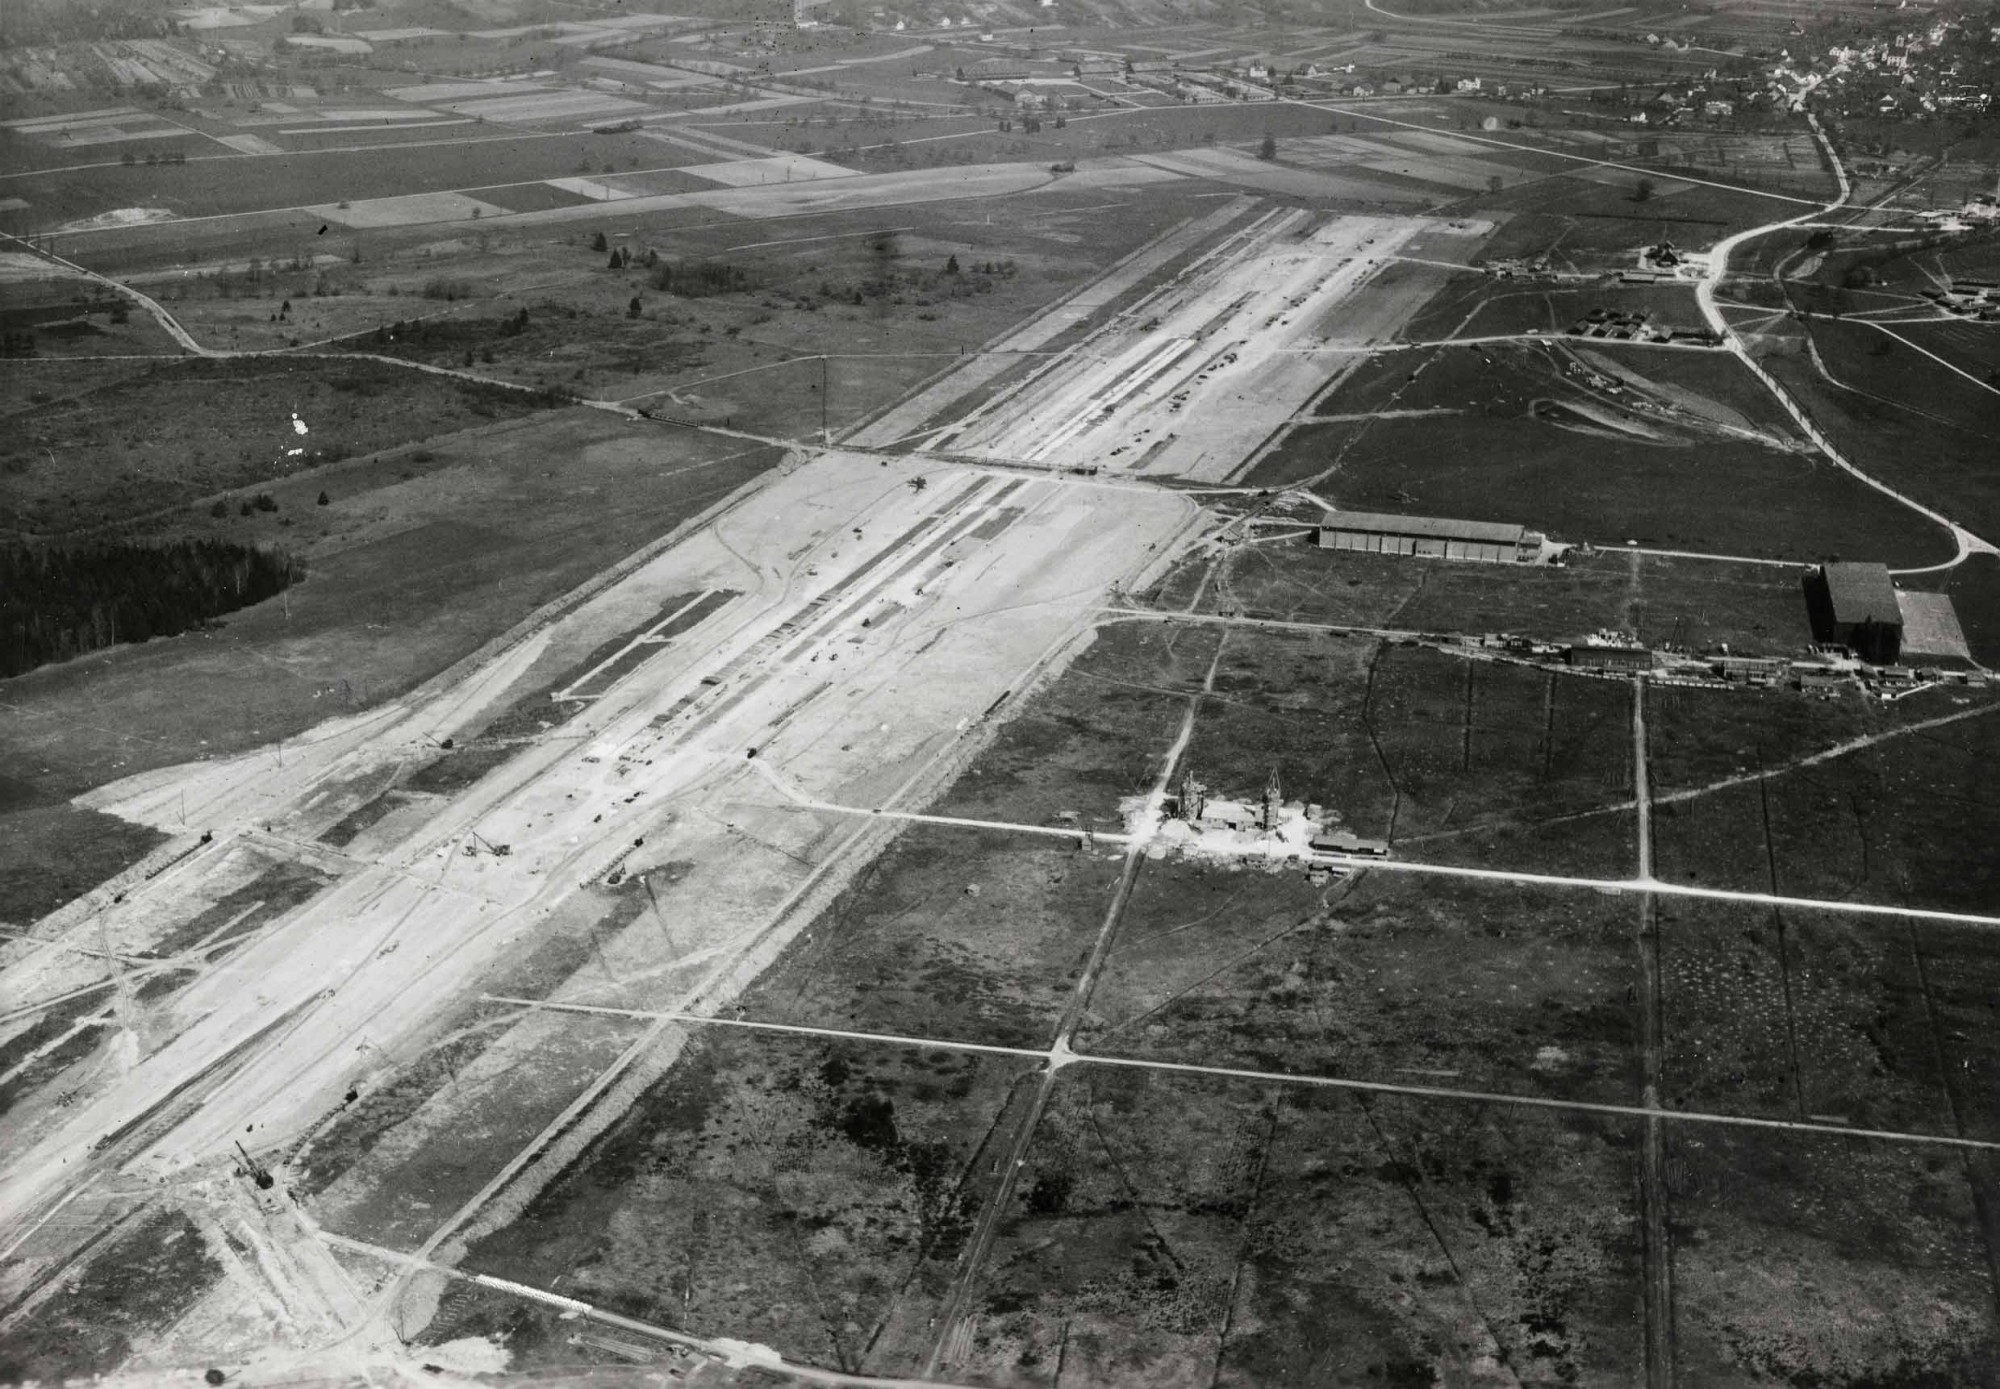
[[482, 995, 2000, 1153], [1298, 98, 1825, 208], [750, 792, 2000, 930], [1860, 321, 2000, 400]]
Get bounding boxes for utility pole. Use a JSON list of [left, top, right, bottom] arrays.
[[641, 872, 679, 952], [98, 905, 132, 1037]]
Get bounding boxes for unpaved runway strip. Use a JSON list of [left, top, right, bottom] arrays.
[[922, 209, 1489, 482], [0, 199, 1580, 1378], [0, 450, 1195, 1268]]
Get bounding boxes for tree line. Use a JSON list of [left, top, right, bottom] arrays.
[[1, 539, 301, 678]]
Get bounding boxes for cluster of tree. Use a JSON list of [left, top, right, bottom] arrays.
[[210, 492, 281, 518], [994, 113, 1068, 135], [2, 330, 36, 358], [592, 235, 663, 273], [649, 260, 750, 298], [1, 538, 301, 678], [370, 306, 528, 348]]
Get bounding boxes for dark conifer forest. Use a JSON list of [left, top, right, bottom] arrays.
[[1, 540, 300, 678]]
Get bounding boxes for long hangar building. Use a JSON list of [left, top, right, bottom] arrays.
[[1317, 509, 1545, 564]]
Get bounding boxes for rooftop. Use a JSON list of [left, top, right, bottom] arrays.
[[1320, 509, 1527, 545], [1822, 561, 1902, 626]]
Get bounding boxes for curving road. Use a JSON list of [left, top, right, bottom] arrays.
[[1693, 116, 1998, 572]]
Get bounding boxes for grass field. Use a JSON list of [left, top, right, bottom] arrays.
[[0, 293, 187, 357], [1571, 342, 1809, 434], [0, 799, 164, 929], [312, 1008, 651, 1252], [1249, 342, 1950, 565], [1179, 632, 1636, 873], [1891, 319, 2000, 384], [0, 355, 562, 533], [1403, 275, 1716, 341], [1656, 896, 1970, 1137], [1161, 542, 1816, 657], [728, 622, 1219, 1049], [1258, 411, 1938, 561], [1768, 318, 2000, 543], [738, 828, 1129, 1051], [1668, 1126, 1999, 1386], [1923, 553, 2000, 668], [0, 1207, 222, 1382], [0, 410, 784, 807], [1078, 868, 1643, 1106], [1646, 681, 2000, 916], [453, 1030, 1039, 1374], [965, 1073, 1646, 1388], [927, 621, 1223, 829], [206, 189, 1196, 432]]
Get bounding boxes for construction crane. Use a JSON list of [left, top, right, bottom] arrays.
[[463, 830, 511, 858], [234, 1142, 274, 1190]]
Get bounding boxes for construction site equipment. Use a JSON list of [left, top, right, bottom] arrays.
[[234, 1142, 274, 1190]]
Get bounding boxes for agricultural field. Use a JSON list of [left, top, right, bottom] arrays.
[[2, 129, 695, 231]]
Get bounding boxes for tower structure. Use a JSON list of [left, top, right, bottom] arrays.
[[1177, 767, 1207, 823]]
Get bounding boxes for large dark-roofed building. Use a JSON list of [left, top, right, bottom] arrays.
[[1807, 561, 1902, 663], [1317, 509, 1544, 564]]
